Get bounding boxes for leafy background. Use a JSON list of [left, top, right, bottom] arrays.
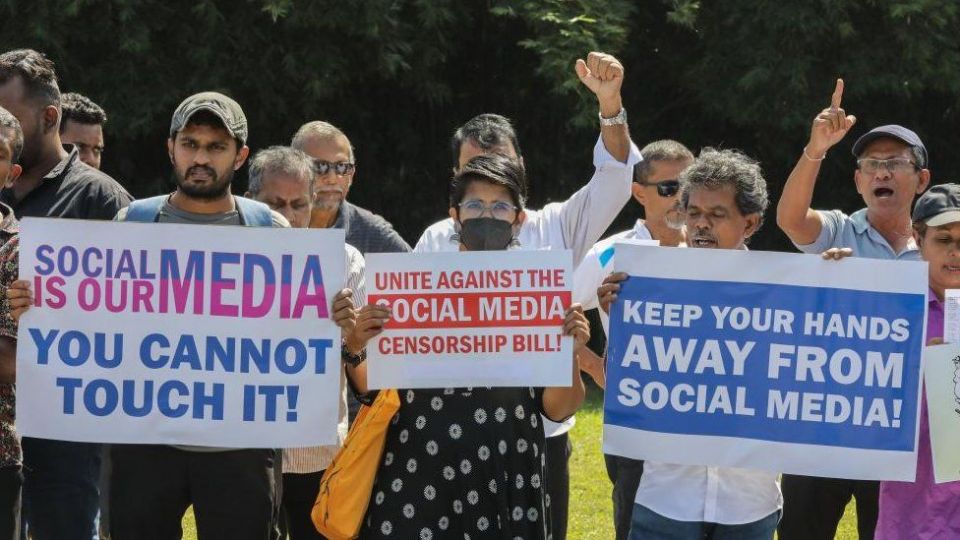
[[5, 0, 960, 251]]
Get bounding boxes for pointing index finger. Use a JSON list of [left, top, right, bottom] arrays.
[[830, 78, 844, 109]]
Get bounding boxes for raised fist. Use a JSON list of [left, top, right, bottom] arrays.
[[576, 52, 624, 108]]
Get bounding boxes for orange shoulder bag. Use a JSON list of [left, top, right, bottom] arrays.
[[312, 389, 400, 539]]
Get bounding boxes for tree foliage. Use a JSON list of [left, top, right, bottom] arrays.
[[4, 0, 960, 251]]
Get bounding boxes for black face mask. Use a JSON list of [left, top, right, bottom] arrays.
[[458, 217, 514, 251]]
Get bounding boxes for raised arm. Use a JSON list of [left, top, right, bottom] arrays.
[[576, 52, 629, 163], [776, 78, 857, 245]]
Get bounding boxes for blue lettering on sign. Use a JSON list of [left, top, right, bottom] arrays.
[[605, 276, 926, 452]]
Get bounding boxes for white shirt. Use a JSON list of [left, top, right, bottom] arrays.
[[634, 464, 781, 524], [283, 244, 366, 474], [414, 134, 641, 438], [572, 219, 655, 335]]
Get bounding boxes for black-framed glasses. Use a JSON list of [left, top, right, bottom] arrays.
[[313, 159, 355, 176], [638, 179, 680, 198], [458, 199, 518, 220], [856, 158, 917, 175]]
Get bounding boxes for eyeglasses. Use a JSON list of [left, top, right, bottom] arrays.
[[856, 158, 917, 175], [313, 159, 355, 176], [638, 179, 680, 198], [458, 199, 518, 221]]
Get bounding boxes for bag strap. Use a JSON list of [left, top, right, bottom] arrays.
[[235, 196, 274, 227], [124, 195, 168, 223]]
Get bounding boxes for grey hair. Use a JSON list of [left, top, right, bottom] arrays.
[[680, 148, 769, 227], [290, 121, 355, 162], [0, 106, 23, 164], [247, 146, 315, 196], [634, 140, 694, 183]]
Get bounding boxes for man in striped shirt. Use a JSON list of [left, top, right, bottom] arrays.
[[246, 145, 366, 540]]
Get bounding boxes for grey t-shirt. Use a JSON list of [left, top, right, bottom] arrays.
[[116, 197, 289, 452]]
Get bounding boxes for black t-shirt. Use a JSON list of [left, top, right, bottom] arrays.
[[0, 147, 132, 220]]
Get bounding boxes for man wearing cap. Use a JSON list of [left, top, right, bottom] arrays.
[[775, 79, 931, 539], [107, 92, 288, 538]]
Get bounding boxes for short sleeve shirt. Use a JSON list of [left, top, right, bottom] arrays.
[[795, 208, 920, 261]]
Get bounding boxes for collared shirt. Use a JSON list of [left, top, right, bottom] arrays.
[[413, 135, 641, 266], [573, 219, 655, 335], [415, 135, 640, 439], [875, 290, 960, 539], [335, 201, 411, 254], [0, 146, 132, 220], [283, 245, 366, 474], [796, 208, 919, 260], [0, 204, 20, 468]]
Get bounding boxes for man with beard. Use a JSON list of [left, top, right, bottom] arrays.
[[599, 148, 781, 540], [108, 92, 289, 538], [291, 121, 410, 253], [775, 79, 930, 540], [572, 139, 693, 540], [0, 48, 131, 540]]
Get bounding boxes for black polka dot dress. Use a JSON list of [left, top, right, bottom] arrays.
[[360, 387, 552, 540]]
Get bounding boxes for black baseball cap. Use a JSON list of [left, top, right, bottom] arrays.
[[851, 124, 927, 168], [169, 92, 248, 146], [912, 184, 960, 226]]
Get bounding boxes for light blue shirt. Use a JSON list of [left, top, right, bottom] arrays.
[[795, 208, 920, 261]]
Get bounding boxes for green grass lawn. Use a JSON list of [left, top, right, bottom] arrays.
[[182, 384, 860, 539]]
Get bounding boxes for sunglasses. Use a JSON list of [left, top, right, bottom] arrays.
[[313, 159, 356, 176], [638, 179, 680, 197]]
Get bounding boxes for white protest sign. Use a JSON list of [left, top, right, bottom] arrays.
[[944, 289, 960, 344], [16, 218, 345, 448], [604, 244, 927, 481], [924, 345, 960, 483], [365, 250, 573, 389]]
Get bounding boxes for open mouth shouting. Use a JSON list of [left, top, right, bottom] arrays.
[[873, 186, 895, 199]]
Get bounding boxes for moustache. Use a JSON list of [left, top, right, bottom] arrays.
[[186, 165, 217, 178]]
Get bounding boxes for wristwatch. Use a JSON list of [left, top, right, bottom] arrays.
[[341, 342, 366, 368], [599, 107, 627, 126]]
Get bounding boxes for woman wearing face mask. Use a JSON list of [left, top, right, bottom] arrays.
[[358, 154, 588, 539]]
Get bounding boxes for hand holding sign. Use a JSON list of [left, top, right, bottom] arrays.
[[563, 304, 590, 351], [598, 272, 629, 314], [345, 304, 390, 355], [6, 279, 31, 322], [808, 78, 857, 157]]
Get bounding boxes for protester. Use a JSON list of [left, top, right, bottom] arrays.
[[291, 121, 410, 253], [245, 145, 367, 540], [0, 48, 131, 540], [0, 106, 22, 540], [873, 184, 960, 538], [5, 91, 329, 539], [291, 120, 410, 425], [356, 153, 588, 539], [414, 51, 639, 540], [775, 79, 930, 540], [572, 139, 693, 540], [599, 148, 781, 539], [59, 92, 107, 170]]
